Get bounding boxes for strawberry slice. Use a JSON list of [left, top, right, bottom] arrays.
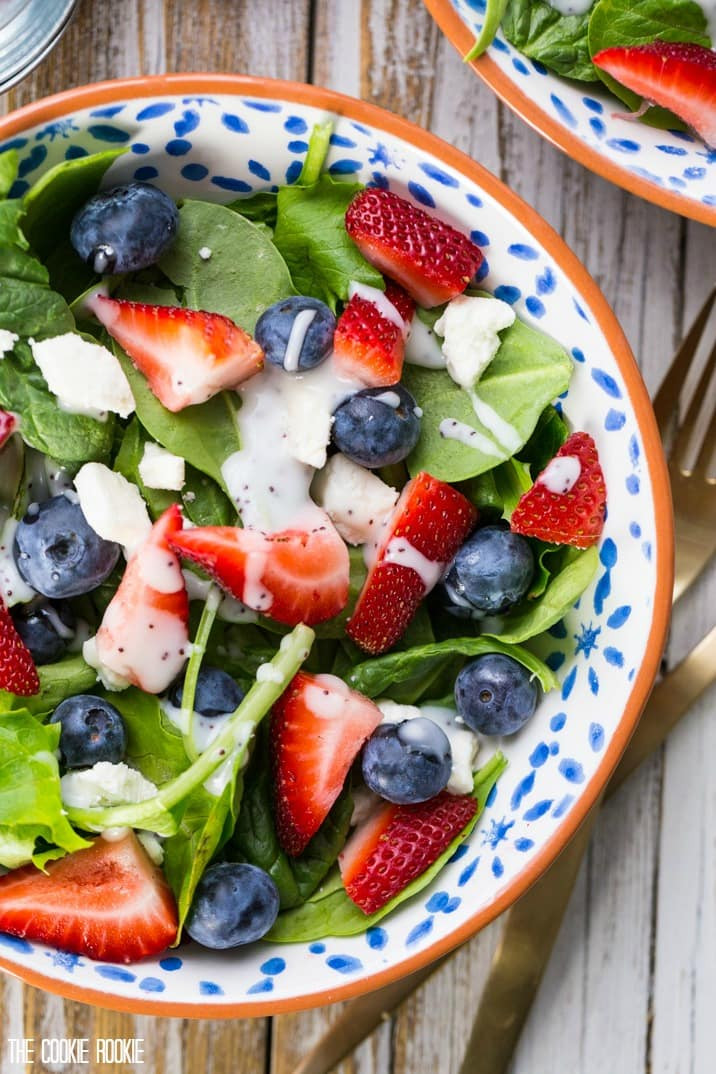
[[271, 671, 383, 855], [593, 42, 716, 148], [345, 189, 483, 308], [333, 281, 415, 387], [0, 595, 39, 697], [339, 791, 477, 914], [347, 471, 477, 655], [0, 831, 178, 963], [0, 411, 16, 451], [510, 431, 606, 549], [170, 522, 349, 627], [93, 504, 189, 694], [89, 294, 264, 412]]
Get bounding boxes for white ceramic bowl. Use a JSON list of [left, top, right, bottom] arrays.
[[425, 0, 716, 226], [0, 75, 672, 1016]]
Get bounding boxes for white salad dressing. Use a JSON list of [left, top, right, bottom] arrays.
[[182, 569, 258, 623], [221, 358, 361, 530], [373, 390, 402, 408], [546, 0, 594, 14], [348, 280, 408, 336], [439, 418, 503, 456], [404, 316, 446, 368], [283, 308, 317, 372], [538, 454, 581, 494], [202, 724, 253, 797], [467, 390, 522, 454], [378, 700, 480, 795], [383, 537, 446, 591], [0, 518, 36, 606]]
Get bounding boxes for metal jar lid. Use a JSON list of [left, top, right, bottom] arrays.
[[0, 0, 78, 94]]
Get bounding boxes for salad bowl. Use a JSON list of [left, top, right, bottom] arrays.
[[424, 0, 716, 226], [0, 74, 672, 1016]]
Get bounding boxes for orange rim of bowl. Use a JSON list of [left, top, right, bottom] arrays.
[[424, 0, 716, 228], [0, 73, 674, 1018]]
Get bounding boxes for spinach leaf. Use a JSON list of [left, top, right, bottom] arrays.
[[588, 0, 710, 123], [485, 544, 599, 644], [403, 317, 573, 482], [159, 200, 293, 333], [0, 711, 90, 868], [43, 240, 99, 305], [0, 149, 18, 199], [517, 405, 569, 478], [494, 457, 533, 520], [267, 751, 507, 942], [106, 688, 189, 786], [163, 771, 243, 936], [0, 342, 115, 469], [457, 470, 504, 519], [0, 246, 49, 284], [229, 730, 352, 909], [227, 190, 278, 228], [112, 341, 241, 493], [114, 418, 236, 527], [0, 655, 97, 717], [347, 637, 558, 700], [502, 0, 597, 81], [0, 277, 74, 338], [0, 200, 29, 248], [273, 177, 384, 310], [21, 148, 126, 261]]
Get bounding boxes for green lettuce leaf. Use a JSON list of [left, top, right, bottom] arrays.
[[266, 751, 507, 942], [0, 148, 18, 200], [0, 711, 90, 868], [0, 655, 98, 718]]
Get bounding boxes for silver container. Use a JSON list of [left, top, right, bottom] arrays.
[[0, 0, 78, 94]]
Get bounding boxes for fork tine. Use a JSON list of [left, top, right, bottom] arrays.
[[653, 286, 716, 436], [671, 337, 716, 467]]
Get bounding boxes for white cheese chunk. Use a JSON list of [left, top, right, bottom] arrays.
[[138, 442, 186, 491], [378, 699, 479, 795], [74, 463, 151, 555], [286, 388, 334, 469], [311, 454, 398, 545], [435, 295, 515, 390], [60, 762, 158, 809], [30, 333, 135, 419], [0, 329, 19, 357]]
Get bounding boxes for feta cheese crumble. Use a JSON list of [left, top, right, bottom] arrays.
[[30, 333, 135, 419], [74, 462, 152, 554], [435, 295, 515, 389], [0, 329, 19, 357], [311, 454, 398, 545], [138, 442, 186, 491], [60, 762, 158, 809]]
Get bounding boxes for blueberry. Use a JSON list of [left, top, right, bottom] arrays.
[[70, 181, 178, 274], [48, 695, 127, 768], [11, 599, 75, 665], [455, 653, 540, 736], [13, 495, 120, 599], [186, 862, 279, 949], [441, 525, 534, 617], [332, 384, 421, 468], [362, 718, 452, 804], [168, 666, 244, 717], [255, 296, 336, 371]]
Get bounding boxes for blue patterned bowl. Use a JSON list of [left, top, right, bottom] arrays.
[[425, 0, 716, 226], [0, 75, 672, 1016]]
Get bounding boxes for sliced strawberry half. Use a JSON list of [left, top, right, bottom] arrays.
[[89, 294, 264, 411], [271, 671, 383, 855], [0, 411, 16, 451], [170, 521, 349, 627], [0, 595, 39, 697], [347, 471, 477, 655], [345, 188, 483, 308], [0, 831, 178, 963], [510, 431, 606, 549], [593, 42, 716, 148], [94, 504, 189, 694], [333, 280, 415, 387], [339, 791, 477, 914]]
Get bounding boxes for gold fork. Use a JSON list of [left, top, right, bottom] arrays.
[[290, 285, 716, 1074]]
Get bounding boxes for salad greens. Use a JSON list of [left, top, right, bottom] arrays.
[[267, 751, 507, 941], [469, 0, 711, 129], [0, 122, 603, 954]]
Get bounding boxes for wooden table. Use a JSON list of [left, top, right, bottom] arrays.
[[1, 2, 714, 1072]]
